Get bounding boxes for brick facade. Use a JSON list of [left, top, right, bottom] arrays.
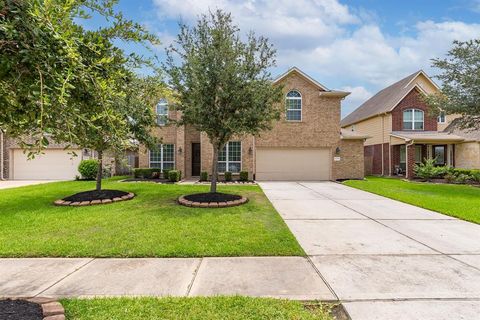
[[138, 69, 365, 181], [391, 88, 438, 132]]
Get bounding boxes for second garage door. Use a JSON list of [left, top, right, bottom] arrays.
[[255, 148, 331, 181], [12, 149, 82, 180]]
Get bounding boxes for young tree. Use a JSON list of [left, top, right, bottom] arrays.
[[164, 10, 283, 193], [425, 39, 480, 129]]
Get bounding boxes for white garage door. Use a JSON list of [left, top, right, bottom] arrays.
[[256, 148, 331, 181], [12, 149, 82, 180]]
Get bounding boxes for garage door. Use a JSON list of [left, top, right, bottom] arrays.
[[255, 148, 331, 181], [12, 149, 82, 180]]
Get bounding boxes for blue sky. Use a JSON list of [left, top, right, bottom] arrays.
[[93, 0, 480, 117]]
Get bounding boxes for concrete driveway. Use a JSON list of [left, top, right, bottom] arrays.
[[0, 180, 62, 190], [259, 181, 480, 320]]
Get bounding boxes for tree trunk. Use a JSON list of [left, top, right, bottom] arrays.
[[210, 144, 219, 193], [96, 150, 103, 192]]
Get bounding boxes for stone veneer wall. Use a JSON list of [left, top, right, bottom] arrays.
[[455, 142, 480, 169]]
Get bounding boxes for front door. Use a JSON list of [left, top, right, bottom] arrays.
[[433, 145, 446, 166], [192, 143, 201, 176]]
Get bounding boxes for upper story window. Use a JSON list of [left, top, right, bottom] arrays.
[[437, 111, 446, 124], [156, 99, 168, 126], [218, 141, 241, 173], [286, 90, 302, 121], [403, 108, 424, 130]]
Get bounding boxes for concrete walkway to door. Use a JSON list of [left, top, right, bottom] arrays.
[[259, 181, 480, 320]]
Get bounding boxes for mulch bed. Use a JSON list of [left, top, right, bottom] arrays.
[[178, 193, 248, 208], [0, 299, 43, 320], [54, 189, 135, 207], [63, 189, 128, 202], [184, 192, 242, 203]]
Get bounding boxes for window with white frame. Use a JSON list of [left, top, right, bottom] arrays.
[[437, 111, 446, 123], [286, 90, 302, 121], [218, 141, 241, 173], [156, 99, 168, 126], [149, 144, 175, 170], [403, 109, 424, 130]]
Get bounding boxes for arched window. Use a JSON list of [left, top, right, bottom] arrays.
[[403, 108, 424, 130], [156, 99, 168, 126], [286, 90, 302, 121]]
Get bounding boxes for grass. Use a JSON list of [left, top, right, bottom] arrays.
[[61, 297, 334, 320], [344, 176, 480, 224], [0, 177, 303, 257]]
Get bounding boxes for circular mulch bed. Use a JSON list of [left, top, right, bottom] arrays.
[[178, 192, 248, 208], [54, 189, 135, 207], [0, 298, 65, 320]]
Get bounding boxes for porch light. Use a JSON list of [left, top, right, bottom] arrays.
[[248, 147, 253, 155], [178, 147, 183, 154], [335, 147, 341, 155]]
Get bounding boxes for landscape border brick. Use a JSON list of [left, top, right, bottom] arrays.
[[54, 193, 135, 207], [178, 195, 248, 208], [3, 297, 66, 320]]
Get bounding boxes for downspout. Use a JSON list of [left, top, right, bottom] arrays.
[[0, 129, 4, 180]]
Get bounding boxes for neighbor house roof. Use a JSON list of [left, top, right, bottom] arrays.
[[390, 131, 465, 143], [443, 118, 480, 142], [340, 70, 439, 127], [274, 67, 350, 98]]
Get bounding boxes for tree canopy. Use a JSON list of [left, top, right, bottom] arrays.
[[426, 39, 480, 129], [164, 10, 282, 192]]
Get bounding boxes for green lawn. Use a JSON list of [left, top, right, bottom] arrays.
[[344, 176, 480, 224], [0, 178, 303, 257], [62, 297, 334, 320]]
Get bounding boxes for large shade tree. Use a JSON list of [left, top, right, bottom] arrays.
[[425, 39, 480, 129], [164, 10, 283, 193], [0, 0, 163, 191]]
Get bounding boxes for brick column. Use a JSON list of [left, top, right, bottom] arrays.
[[406, 144, 416, 179]]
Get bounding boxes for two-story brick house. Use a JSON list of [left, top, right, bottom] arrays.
[[341, 70, 480, 179], [138, 67, 368, 181]]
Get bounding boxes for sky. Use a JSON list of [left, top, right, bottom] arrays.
[[96, 0, 480, 117]]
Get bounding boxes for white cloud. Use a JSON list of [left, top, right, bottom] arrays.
[[152, 0, 480, 115], [341, 86, 373, 116]]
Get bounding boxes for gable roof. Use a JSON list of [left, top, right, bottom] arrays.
[[340, 70, 438, 127], [274, 66, 350, 98]]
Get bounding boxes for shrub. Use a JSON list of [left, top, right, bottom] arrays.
[[239, 171, 249, 182], [455, 173, 472, 184], [78, 159, 98, 180], [200, 171, 208, 181], [470, 170, 480, 183], [224, 171, 232, 182], [168, 170, 181, 182], [162, 169, 171, 179], [133, 168, 161, 179], [413, 158, 437, 181], [445, 173, 456, 183]]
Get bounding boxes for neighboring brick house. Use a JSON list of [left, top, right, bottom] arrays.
[[341, 70, 480, 179], [138, 67, 368, 181]]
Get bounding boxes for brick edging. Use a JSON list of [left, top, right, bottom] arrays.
[[53, 193, 135, 207], [178, 195, 248, 208], [8, 297, 66, 320]]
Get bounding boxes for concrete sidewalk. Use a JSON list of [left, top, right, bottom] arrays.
[[0, 257, 335, 300], [260, 181, 480, 320]]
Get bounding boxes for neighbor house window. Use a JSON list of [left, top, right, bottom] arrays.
[[414, 145, 423, 163], [437, 111, 446, 124], [286, 90, 302, 121], [218, 141, 241, 173], [156, 99, 168, 126], [403, 109, 424, 130], [150, 144, 175, 170]]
